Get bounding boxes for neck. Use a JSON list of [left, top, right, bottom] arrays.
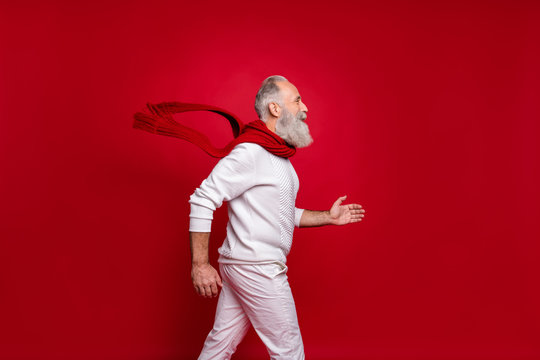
[[264, 117, 277, 133]]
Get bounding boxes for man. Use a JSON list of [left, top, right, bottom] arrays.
[[189, 75, 365, 359]]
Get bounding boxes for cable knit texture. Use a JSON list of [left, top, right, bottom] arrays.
[[189, 143, 304, 264], [269, 155, 296, 262]]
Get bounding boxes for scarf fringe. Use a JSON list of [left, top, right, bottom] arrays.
[[133, 101, 295, 158]]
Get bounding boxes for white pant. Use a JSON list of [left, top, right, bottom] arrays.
[[198, 262, 305, 360]]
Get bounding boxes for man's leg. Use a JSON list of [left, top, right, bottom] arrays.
[[198, 266, 251, 360], [220, 263, 305, 360]]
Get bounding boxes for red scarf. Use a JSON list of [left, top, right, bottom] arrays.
[[133, 102, 296, 158]]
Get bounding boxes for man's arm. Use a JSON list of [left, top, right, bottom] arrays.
[[188, 144, 256, 299], [298, 195, 365, 228], [190, 232, 222, 298]]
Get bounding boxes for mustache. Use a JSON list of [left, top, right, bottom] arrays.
[[297, 111, 307, 121]]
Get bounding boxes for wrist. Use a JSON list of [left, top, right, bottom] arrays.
[[325, 210, 336, 226], [192, 260, 210, 267]]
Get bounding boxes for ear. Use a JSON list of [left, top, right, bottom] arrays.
[[268, 102, 281, 118]]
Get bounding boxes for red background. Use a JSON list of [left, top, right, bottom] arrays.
[[1, 1, 539, 359]]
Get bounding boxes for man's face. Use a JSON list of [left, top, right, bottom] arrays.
[[277, 81, 309, 119], [274, 81, 313, 148]]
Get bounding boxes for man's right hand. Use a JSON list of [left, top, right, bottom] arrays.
[[191, 263, 223, 298]]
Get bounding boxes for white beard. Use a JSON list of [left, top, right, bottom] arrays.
[[275, 108, 313, 148]]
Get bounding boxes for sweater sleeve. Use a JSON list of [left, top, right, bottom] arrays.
[[294, 207, 304, 228], [189, 144, 256, 232]]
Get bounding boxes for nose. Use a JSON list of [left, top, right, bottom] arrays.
[[301, 101, 308, 113]]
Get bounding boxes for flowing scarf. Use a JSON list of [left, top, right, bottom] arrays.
[[133, 102, 296, 158]]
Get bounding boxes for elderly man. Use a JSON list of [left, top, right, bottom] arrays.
[[189, 75, 365, 359]]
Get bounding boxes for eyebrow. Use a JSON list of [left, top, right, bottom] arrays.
[[294, 96, 301, 101]]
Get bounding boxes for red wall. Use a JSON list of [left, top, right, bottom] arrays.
[[1, 1, 539, 359]]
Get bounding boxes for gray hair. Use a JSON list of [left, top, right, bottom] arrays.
[[254, 75, 288, 122]]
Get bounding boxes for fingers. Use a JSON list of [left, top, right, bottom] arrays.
[[347, 204, 366, 223], [347, 204, 365, 216], [210, 282, 218, 296], [335, 198, 364, 211], [192, 265, 222, 299], [195, 282, 219, 298], [332, 195, 347, 208], [346, 213, 362, 221], [207, 274, 222, 297]]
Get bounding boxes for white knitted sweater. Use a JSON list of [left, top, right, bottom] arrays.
[[189, 142, 304, 264]]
